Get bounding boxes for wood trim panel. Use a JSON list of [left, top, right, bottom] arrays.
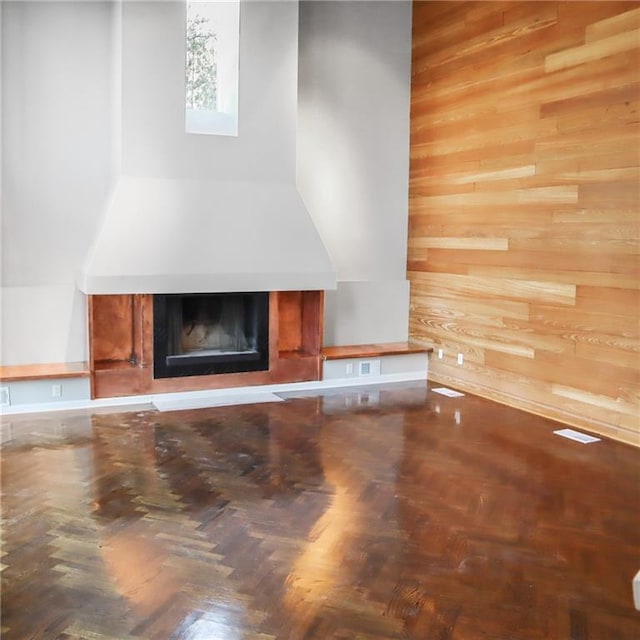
[[278, 291, 303, 353], [408, 1, 640, 446], [0, 362, 90, 382], [268, 291, 281, 369], [90, 295, 135, 363], [134, 294, 153, 367], [301, 290, 324, 356], [88, 291, 324, 399], [321, 342, 433, 361], [277, 291, 324, 357]]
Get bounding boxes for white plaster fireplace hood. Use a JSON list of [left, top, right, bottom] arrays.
[[78, 176, 336, 294], [76, 0, 336, 296]]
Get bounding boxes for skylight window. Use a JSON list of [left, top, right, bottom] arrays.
[[185, 0, 239, 136]]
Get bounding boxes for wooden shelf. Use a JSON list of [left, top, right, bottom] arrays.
[[321, 342, 433, 361], [0, 362, 90, 382]]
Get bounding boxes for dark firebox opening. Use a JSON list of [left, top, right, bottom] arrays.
[[153, 292, 269, 379]]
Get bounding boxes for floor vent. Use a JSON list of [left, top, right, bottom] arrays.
[[554, 428, 600, 444]]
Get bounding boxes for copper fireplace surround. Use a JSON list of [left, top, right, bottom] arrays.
[[88, 291, 324, 399]]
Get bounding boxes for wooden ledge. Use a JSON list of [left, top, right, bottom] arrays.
[[0, 362, 90, 383], [321, 342, 433, 361]]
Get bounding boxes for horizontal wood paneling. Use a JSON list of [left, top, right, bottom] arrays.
[[408, 1, 640, 445]]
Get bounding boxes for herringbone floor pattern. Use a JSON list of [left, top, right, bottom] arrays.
[[1, 382, 639, 639]]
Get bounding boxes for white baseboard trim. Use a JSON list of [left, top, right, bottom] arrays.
[[153, 391, 285, 412], [0, 371, 427, 416]]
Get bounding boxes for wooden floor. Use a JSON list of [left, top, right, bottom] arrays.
[[2, 382, 639, 639]]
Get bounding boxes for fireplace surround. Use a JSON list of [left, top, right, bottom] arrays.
[[88, 290, 323, 399]]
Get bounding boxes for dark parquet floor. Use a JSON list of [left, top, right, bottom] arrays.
[[1, 381, 639, 639]]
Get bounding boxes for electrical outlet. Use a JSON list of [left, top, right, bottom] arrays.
[[0, 387, 10, 406], [346, 362, 354, 375], [52, 384, 62, 398], [457, 353, 464, 366], [437, 348, 444, 359]]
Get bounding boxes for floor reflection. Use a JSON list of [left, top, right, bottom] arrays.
[[282, 410, 407, 638], [89, 404, 330, 634], [1, 382, 639, 639]]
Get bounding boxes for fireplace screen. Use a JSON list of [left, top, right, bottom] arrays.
[[153, 292, 269, 378]]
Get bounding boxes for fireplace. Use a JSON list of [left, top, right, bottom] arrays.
[[153, 292, 270, 379], [87, 290, 324, 399]]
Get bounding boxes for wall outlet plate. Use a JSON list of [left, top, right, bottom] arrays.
[[359, 359, 381, 376], [457, 353, 464, 366], [0, 387, 10, 406]]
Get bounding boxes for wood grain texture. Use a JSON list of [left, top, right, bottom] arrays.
[[88, 292, 324, 399], [0, 362, 90, 382], [89, 295, 153, 399], [278, 291, 304, 353], [321, 342, 433, 360], [301, 290, 324, 356], [2, 383, 639, 639], [90, 294, 135, 363], [408, 1, 640, 446]]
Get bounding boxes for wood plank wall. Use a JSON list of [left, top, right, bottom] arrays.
[[408, 1, 639, 445]]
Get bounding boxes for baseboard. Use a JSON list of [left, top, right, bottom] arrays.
[[0, 371, 428, 416], [428, 372, 639, 448]]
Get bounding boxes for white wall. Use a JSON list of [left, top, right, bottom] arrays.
[[121, 0, 299, 182], [1, 1, 116, 365], [297, 1, 413, 345], [77, 1, 336, 296], [1, 0, 414, 366], [1, 0, 306, 365]]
